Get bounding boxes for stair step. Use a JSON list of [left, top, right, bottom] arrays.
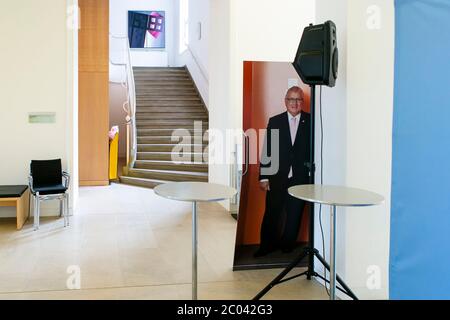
[[135, 78, 191, 82], [133, 67, 186, 72], [136, 113, 208, 120], [137, 119, 208, 125], [134, 160, 208, 172], [136, 85, 194, 90], [136, 79, 193, 84], [119, 176, 167, 189], [136, 102, 204, 107], [137, 92, 198, 97], [134, 71, 187, 75], [136, 85, 196, 91], [137, 124, 208, 130], [137, 120, 208, 129], [134, 76, 193, 82], [136, 83, 192, 88], [128, 168, 208, 182], [136, 102, 203, 108], [137, 144, 206, 152], [136, 108, 206, 113], [134, 72, 192, 81], [137, 96, 201, 101], [133, 69, 187, 74], [138, 136, 208, 144], [133, 73, 188, 78], [137, 128, 206, 136], [136, 107, 206, 113], [137, 152, 207, 161]]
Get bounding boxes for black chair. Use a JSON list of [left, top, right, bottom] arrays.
[[28, 159, 70, 230]]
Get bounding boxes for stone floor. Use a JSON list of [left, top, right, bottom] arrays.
[[0, 183, 327, 300]]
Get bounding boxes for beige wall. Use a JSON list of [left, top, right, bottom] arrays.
[[0, 0, 77, 216]]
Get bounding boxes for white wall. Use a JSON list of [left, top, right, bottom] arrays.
[[345, 0, 394, 299], [208, 0, 316, 209], [174, 0, 210, 107], [316, 0, 394, 299], [0, 0, 77, 217], [209, 0, 232, 209], [313, 0, 348, 296], [187, 0, 209, 77], [110, 0, 175, 67]]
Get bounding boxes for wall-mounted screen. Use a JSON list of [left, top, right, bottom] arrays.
[[128, 11, 165, 49]]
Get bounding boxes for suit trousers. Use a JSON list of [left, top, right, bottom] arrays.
[[260, 178, 306, 250]]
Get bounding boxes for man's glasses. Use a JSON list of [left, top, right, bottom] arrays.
[[286, 98, 303, 104]]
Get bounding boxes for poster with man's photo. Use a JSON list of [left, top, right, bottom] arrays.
[[233, 61, 311, 270]]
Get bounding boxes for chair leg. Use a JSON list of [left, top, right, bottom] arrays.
[[67, 192, 71, 217], [64, 194, 69, 226], [34, 193, 40, 231], [63, 195, 67, 227], [28, 191, 32, 220], [33, 194, 36, 230], [66, 194, 70, 226], [37, 194, 40, 230], [59, 198, 63, 218]]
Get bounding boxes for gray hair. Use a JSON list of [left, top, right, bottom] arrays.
[[285, 86, 304, 99]]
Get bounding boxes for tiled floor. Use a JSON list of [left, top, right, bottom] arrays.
[[0, 183, 327, 300]]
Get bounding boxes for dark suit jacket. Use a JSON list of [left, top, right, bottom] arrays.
[[259, 111, 311, 189]]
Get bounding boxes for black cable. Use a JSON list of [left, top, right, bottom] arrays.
[[318, 85, 329, 296]]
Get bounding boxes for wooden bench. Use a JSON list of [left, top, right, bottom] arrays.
[[0, 185, 30, 230]]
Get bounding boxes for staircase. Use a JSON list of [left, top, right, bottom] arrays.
[[120, 67, 209, 188]]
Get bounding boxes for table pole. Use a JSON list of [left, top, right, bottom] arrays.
[[192, 201, 198, 300], [330, 204, 337, 300]]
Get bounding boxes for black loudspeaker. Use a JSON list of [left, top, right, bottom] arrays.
[[293, 20, 338, 87]]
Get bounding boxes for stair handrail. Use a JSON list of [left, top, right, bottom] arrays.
[[109, 33, 137, 169]]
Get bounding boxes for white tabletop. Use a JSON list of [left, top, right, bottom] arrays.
[[154, 182, 237, 202], [288, 184, 384, 207]]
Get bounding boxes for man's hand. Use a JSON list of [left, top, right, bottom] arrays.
[[259, 180, 270, 191]]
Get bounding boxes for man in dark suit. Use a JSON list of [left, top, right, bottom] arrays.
[[255, 86, 310, 257]]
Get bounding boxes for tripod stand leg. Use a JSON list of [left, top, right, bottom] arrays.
[[330, 205, 337, 299], [314, 251, 358, 300], [307, 85, 316, 280], [253, 248, 309, 300]]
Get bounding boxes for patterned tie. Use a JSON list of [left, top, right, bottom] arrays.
[[288, 116, 298, 178]]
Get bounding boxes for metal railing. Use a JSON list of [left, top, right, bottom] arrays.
[[109, 34, 137, 169], [230, 141, 244, 216]]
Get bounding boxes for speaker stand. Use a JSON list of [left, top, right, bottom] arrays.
[[252, 85, 358, 300]]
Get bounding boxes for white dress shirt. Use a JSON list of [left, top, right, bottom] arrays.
[[287, 112, 300, 178]]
